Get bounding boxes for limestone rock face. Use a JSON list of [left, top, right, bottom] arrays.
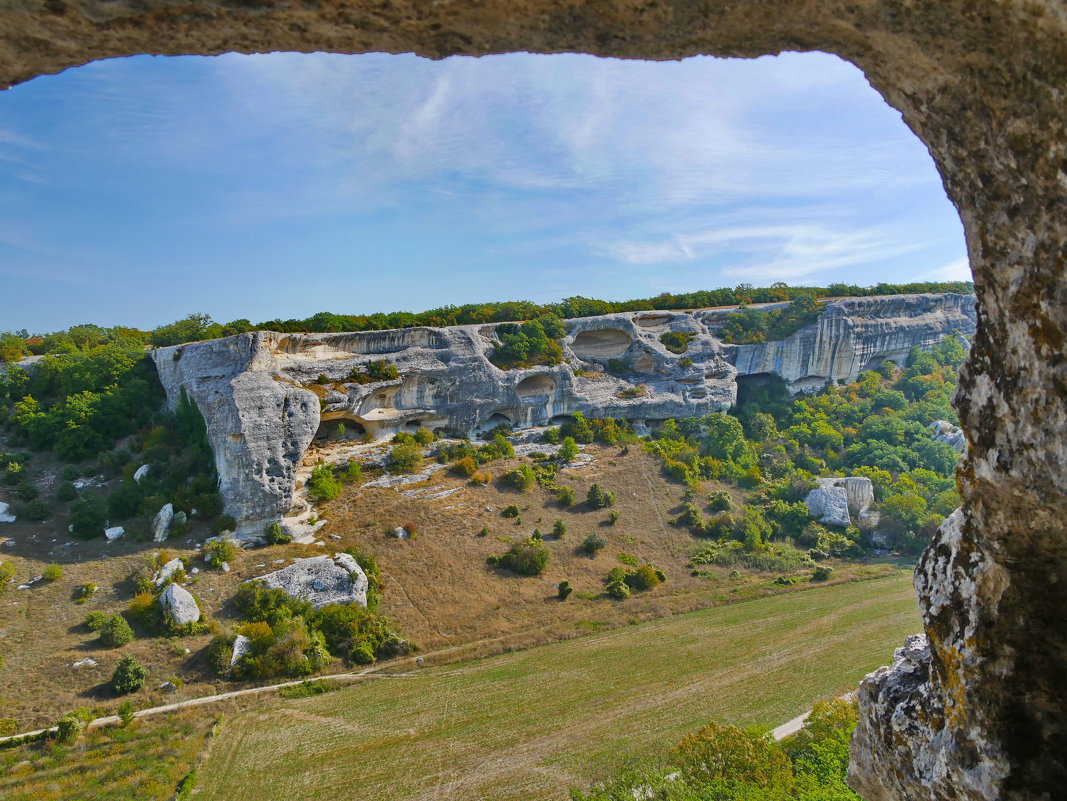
[[251, 553, 368, 609], [726, 294, 975, 393], [151, 294, 971, 534], [229, 634, 251, 670], [805, 483, 851, 528], [151, 503, 174, 542], [159, 583, 200, 627]]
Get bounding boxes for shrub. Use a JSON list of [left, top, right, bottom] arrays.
[[496, 539, 550, 576], [107, 480, 143, 519], [552, 519, 567, 539], [707, 491, 732, 512], [605, 579, 631, 599], [100, 614, 135, 647], [557, 486, 576, 507], [264, 521, 292, 546], [413, 427, 435, 446], [233, 580, 314, 625], [617, 552, 639, 566], [307, 463, 342, 501], [74, 582, 97, 604], [118, 700, 136, 726], [557, 580, 573, 600], [42, 563, 63, 582], [24, 499, 49, 521], [206, 635, 233, 676], [0, 561, 13, 593], [389, 442, 424, 474], [558, 436, 579, 463], [660, 330, 697, 354], [507, 464, 537, 491], [586, 483, 616, 509], [608, 510, 620, 525], [62, 465, 80, 482], [583, 532, 608, 555], [70, 495, 107, 539], [14, 481, 37, 502], [126, 592, 161, 630], [812, 565, 834, 582], [451, 456, 478, 478], [205, 538, 236, 569], [84, 610, 109, 630], [628, 564, 664, 591], [55, 712, 87, 744], [344, 460, 362, 481], [111, 654, 147, 695], [501, 504, 520, 518]]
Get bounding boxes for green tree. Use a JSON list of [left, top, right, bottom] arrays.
[[100, 614, 135, 647], [111, 654, 147, 695], [558, 436, 579, 462]]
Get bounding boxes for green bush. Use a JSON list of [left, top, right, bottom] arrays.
[[583, 532, 608, 555], [212, 514, 237, 534], [14, 481, 38, 502], [501, 504, 520, 518], [812, 565, 834, 582], [660, 330, 697, 354], [506, 464, 537, 491], [84, 610, 108, 630], [111, 654, 147, 695], [264, 521, 292, 545], [557, 580, 573, 600], [306, 462, 343, 501], [605, 579, 631, 599], [558, 436, 579, 462], [557, 486, 576, 507], [495, 539, 550, 576], [118, 700, 136, 726], [205, 538, 235, 569], [55, 712, 87, 744], [389, 442, 425, 474], [23, 499, 49, 521], [100, 614, 135, 647], [55, 481, 78, 502], [70, 495, 107, 539], [0, 561, 14, 594], [344, 460, 363, 481], [74, 582, 97, 604], [608, 510, 620, 525], [552, 519, 567, 539], [586, 483, 616, 509], [107, 480, 143, 519], [42, 563, 63, 581]]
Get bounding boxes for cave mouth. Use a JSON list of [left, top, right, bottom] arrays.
[[516, 373, 557, 398], [734, 373, 791, 413], [314, 417, 367, 441], [571, 328, 633, 359]]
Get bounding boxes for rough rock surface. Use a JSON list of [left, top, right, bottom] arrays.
[[806, 476, 875, 527], [159, 583, 200, 627], [0, 502, 14, 524], [929, 421, 966, 453], [104, 526, 124, 541], [151, 503, 173, 543], [229, 634, 251, 670], [251, 553, 368, 609], [153, 557, 184, 586], [151, 294, 970, 533], [133, 464, 150, 483], [5, 5, 1067, 798], [805, 482, 851, 528]]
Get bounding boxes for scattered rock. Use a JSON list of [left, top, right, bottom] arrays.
[[73, 476, 104, 489], [390, 527, 409, 540], [152, 503, 174, 542], [329, 534, 342, 540], [133, 464, 150, 483], [104, 526, 125, 542], [190, 567, 199, 574], [159, 583, 200, 627], [220, 562, 230, 573], [250, 553, 368, 608], [0, 502, 14, 524], [70, 658, 97, 668], [158, 681, 177, 693], [173, 510, 187, 528]]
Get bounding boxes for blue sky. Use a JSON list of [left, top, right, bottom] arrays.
[[0, 50, 968, 333]]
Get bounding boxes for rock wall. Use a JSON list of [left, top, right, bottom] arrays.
[[7, 3, 1067, 798], [151, 293, 972, 532]]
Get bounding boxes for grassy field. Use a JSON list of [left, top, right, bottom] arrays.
[[194, 573, 918, 801]]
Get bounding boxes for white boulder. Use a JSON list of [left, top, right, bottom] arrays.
[[0, 502, 14, 523], [154, 557, 185, 586], [152, 503, 174, 542], [929, 420, 966, 452], [250, 553, 368, 609], [133, 464, 150, 483], [230, 634, 252, 669], [104, 526, 125, 541], [159, 582, 200, 627], [805, 483, 852, 528]]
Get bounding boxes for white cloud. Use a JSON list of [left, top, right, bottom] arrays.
[[915, 257, 973, 282]]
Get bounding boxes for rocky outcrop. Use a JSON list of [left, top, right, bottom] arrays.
[[929, 421, 966, 453], [250, 554, 368, 609], [723, 294, 975, 393], [805, 482, 851, 528], [151, 294, 972, 533], [159, 583, 200, 627], [0, 502, 14, 524]]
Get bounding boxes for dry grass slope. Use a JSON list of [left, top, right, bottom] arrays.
[[194, 573, 918, 801]]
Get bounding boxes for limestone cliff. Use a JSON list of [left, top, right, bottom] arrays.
[[150, 293, 973, 531]]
